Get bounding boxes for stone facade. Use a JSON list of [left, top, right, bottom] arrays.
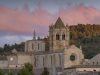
[[4, 52, 63, 75], [64, 45, 84, 68], [49, 17, 69, 52], [25, 40, 45, 52]]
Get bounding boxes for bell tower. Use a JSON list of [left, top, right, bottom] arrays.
[[49, 17, 69, 52]]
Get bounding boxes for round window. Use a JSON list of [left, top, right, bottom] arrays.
[[70, 55, 75, 61]]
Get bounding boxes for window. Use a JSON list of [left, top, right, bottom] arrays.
[[43, 56, 45, 66], [53, 55, 55, 65], [97, 62, 98, 65], [32, 43, 34, 50], [93, 62, 95, 65], [93, 70, 96, 72], [56, 34, 60, 40], [38, 43, 39, 50], [70, 55, 75, 61], [59, 54, 62, 65], [34, 57, 36, 67], [51, 56, 52, 66], [62, 34, 65, 40]]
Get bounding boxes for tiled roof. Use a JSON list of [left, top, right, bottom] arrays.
[[90, 53, 100, 61], [54, 17, 65, 28], [65, 65, 100, 69]]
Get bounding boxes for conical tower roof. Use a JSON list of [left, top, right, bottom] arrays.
[[54, 17, 65, 28]]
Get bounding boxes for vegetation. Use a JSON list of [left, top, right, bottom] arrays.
[[7, 72, 13, 75], [0, 42, 25, 54], [41, 67, 49, 75], [24, 63, 33, 72], [18, 63, 34, 75], [0, 69, 4, 75], [70, 24, 100, 59], [18, 67, 30, 75]]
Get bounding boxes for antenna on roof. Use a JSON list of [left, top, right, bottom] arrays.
[[33, 30, 36, 40]]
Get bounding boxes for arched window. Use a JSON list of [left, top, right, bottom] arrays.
[[32, 43, 34, 50], [51, 56, 52, 66], [34, 57, 36, 67], [62, 34, 65, 40], [97, 62, 98, 65], [93, 62, 95, 65], [56, 34, 60, 40], [38, 43, 39, 50], [59, 54, 62, 65], [43, 56, 45, 66]]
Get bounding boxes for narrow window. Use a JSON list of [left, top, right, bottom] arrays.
[[53, 55, 55, 65], [97, 62, 98, 65], [32, 43, 34, 50], [62, 34, 65, 40], [93, 62, 95, 65], [59, 54, 61, 65], [51, 56, 52, 66], [36, 56, 39, 67], [34, 57, 36, 67], [56, 34, 60, 40], [43, 56, 44, 66], [38, 43, 39, 50]]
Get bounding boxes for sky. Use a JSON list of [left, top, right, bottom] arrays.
[[0, 0, 100, 47]]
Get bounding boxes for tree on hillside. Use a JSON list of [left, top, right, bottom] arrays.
[[4, 44, 12, 52], [0, 47, 4, 53]]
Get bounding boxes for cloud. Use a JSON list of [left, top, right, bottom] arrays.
[[0, 4, 100, 35], [0, 35, 32, 47], [0, 4, 100, 46], [0, 6, 54, 36], [59, 4, 100, 25]]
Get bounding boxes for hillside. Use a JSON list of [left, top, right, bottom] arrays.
[[70, 24, 100, 59]]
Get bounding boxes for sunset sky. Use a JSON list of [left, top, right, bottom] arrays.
[[0, 0, 100, 47]]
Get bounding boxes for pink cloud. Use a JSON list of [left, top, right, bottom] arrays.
[[0, 4, 100, 36], [59, 4, 100, 25], [0, 6, 54, 35]]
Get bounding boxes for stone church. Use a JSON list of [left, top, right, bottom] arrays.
[[0, 17, 84, 75], [24, 17, 84, 75]]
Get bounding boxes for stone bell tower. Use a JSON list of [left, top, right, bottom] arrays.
[[49, 17, 69, 52]]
